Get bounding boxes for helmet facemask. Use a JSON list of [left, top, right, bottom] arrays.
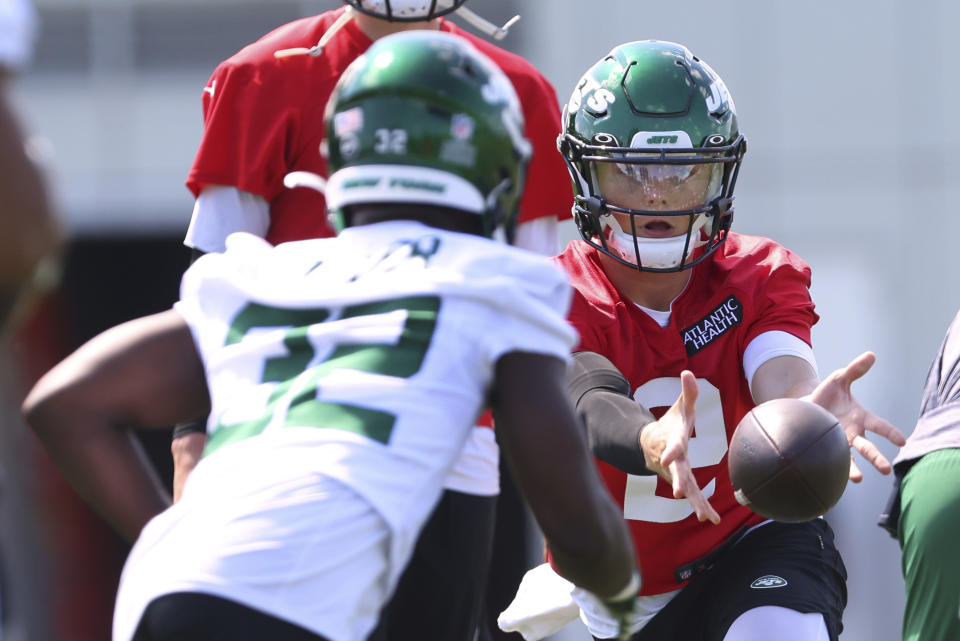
[[343, 0, 467, 21], [569, 135, 745, 272]]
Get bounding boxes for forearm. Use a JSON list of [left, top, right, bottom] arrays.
[[22, 311, 208, 540], [542, 480, 636, 598], [750, 355, 819, 404], [493, 352, 637, 598], [568, 351, 655, 475], [27, 407, 170, 542]]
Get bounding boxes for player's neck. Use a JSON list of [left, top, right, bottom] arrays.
[[353, 14, 442, 41], [598, 252, 692, 311]]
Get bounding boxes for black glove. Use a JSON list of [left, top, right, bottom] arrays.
[[601, 571, 640, 641]]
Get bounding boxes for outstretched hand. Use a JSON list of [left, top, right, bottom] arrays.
[[639, 370, 721, 524], [808, 351, 906, 482]]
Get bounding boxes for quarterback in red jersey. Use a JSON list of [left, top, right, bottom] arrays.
[[174, 3, 572, 641], [540, 40, 906, 641], [183, 3, 567, 253]]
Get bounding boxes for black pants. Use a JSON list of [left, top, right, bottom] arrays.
[[368, 489, 498, 641], [134, 592, 331, 641], [598, 519, 847, 641]]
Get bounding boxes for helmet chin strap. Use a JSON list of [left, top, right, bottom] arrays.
[[602, 216, 709, 269], [274, 6, 355, 58], [273, 3, 519, 59], [453, 7, 520, 40]]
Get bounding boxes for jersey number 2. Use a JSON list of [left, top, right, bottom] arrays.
[[622, 378, 728, 523]]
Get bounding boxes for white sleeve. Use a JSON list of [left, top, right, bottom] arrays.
[[513, 216, 560, 257], [743, 330, 818, 396], [184, 185, 270, 254], [0, 0, 37, 70], [481, 257, 577, 365]]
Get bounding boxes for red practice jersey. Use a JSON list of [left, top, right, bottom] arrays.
[[551, 234, 820, 596], [186, 7, 571, 245]]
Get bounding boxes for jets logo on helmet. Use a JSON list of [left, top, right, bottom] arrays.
[[703, 64, 735, 117], [558, 40, 747, 273]]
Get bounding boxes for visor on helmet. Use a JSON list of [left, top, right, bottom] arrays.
[[597, 159, 723, 214]]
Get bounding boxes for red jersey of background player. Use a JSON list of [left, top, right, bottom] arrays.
[[185, 6, 570, 245], [551, 233, 820, 597]]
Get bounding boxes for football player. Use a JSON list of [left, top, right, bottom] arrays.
[[173, 3, 571, 638], [0, 0, 60, 330], [880, 308, 960, 641], [506, 40, 906, 641], [22, 32, 638, 641]]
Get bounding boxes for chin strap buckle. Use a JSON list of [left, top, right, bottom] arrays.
[[711, 196, 734, 217], [274, 6, 355, 58], [584, 196, 606, 217]]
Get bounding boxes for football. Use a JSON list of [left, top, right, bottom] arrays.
[[728, 398, 850, 522]]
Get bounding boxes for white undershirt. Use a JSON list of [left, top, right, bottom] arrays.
[[184, 186, 270, 254], [184, 186, 560, 257]]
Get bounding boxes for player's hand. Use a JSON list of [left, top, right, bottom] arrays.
[[807, 351, 906, 482], [171, 431, 206, 502], [639, 370, 721, 524]]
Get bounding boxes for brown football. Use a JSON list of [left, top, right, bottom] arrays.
[[728, 398, 850, 522]]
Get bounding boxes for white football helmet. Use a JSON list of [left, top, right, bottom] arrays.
[[344, 0, 465, 21]]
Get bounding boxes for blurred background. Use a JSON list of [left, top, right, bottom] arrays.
[[2, 0, 956, 640]]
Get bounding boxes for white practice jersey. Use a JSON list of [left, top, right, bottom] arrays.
[[176, 221, 575, 562], [115, 223, 576, 641]]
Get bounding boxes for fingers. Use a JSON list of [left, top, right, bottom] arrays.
[[850, 433, 893, 475], [837, 351, 876, 386], [848, 454, 863, 483], [171, 432, 205, 503], [661, 371, 698, 468], [660, 439, 684, 468], [867, 415, 906, 446], [670, 460, 720, 525], [680, 370, 698, 411]]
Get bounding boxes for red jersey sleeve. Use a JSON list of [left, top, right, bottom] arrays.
[[447, 25, 572, 224], [186, 60, 300, 202], [743, 245, 819, 347], [513, 71, 572, 224]]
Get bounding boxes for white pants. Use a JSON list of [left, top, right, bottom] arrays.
[[114, 473, 392, 641]]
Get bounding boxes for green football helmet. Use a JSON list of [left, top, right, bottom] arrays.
[[559, 40, 747, 272], [321, 30, 531, 241]]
